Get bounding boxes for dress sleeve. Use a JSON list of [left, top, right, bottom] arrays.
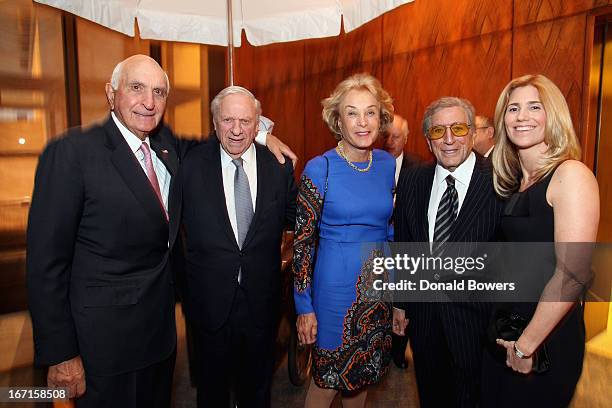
[[292, 155, 327, 315]]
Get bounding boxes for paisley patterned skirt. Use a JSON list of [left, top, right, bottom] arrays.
[[311, 250, 392, 391]]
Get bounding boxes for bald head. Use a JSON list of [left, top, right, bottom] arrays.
[[105, 54, 169, 140], [384, 115, 409, 158], [110, 55, 170, 93]]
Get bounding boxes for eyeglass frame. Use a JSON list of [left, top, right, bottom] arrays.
[[426, 122, 472, 140]]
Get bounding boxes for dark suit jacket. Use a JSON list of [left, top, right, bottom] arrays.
[[395, 153, 502, 246], [177, 138, 297, 332], [394, 154, 504, 310], [27, 118, 184, 376]]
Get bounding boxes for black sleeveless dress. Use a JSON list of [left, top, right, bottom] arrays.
[[481, 172, 585, 407]]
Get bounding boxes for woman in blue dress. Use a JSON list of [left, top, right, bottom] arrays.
[[292, 73, 396, 407]]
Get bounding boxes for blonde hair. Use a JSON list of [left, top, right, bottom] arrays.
[[322, 73, 394, 141], [492, 74, 582, 197]]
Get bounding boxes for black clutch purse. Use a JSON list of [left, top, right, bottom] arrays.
[[487, 309, 550, 374]]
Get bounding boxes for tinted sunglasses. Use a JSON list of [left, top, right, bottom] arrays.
[[427, 122, 471, 140]]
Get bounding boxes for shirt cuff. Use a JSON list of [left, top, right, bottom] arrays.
[[255, 130, 268, 145]]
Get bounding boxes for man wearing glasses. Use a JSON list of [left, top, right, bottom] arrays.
[[392, 97, 503, 407]]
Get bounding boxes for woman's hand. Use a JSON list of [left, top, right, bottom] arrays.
[[496, 339, 533, 374], [297, 312, 317, 345]]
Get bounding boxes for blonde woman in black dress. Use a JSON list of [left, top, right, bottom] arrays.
[[483, 74, 599, 407]]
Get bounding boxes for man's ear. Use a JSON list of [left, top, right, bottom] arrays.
[[105, 83, 115, 110], [426, 138, 433, 153]]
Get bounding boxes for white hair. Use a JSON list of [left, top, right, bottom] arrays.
[[109, 58, 170, 93], [211, 86, 262, 121]]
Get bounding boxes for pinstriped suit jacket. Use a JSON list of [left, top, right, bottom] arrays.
[[393, 153, 505, 408], [393, 154, 504, 311]]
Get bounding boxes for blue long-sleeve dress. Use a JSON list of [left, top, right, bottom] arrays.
[[293, 148, 395, 391]]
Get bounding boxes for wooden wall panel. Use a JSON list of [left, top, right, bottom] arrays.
[[233, 0, 606, 167], [246, 40, 305, 173], [256, 82, 305, 174], [234, 33, 254, 88], [304, 17, 382, 75], [514, 0, 608, 26], [512, 14, 586, 140], [382, 0, 512, 57], [383, 31, 512, 161]]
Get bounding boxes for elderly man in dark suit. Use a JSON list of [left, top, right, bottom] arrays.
[[26, 55, 295, 408], [392, 97, 504, 407], [177, 86, 297, 408]]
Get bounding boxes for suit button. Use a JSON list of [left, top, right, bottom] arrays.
[[239, 251, 244, 257]]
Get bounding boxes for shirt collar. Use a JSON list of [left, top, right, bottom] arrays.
[[434, 151, 476, 188], [220, 142, 256, 167], [111, 111, 149, 154]]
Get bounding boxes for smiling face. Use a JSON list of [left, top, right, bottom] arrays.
[[105, 56, 168, 140], [427, 106, 474, 171], [504, 85, 547, 151], [338, 89, 380, 157], [214, 93, 259, 159]]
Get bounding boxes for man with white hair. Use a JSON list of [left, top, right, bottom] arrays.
[[177, 86, 297, 407], [393, 97, 504, 407], [27, 55, 295, 407]]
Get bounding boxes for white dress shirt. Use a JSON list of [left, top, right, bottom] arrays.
[[427, 152, 476, 243], [111, 112, 171, 214], [220, 143, 258, 245], [394, 152, 404, 185]]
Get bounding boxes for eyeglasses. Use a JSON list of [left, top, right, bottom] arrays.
[[427, 123, 471, 140]]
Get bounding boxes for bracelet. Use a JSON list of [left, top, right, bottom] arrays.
[[513, 342, 530, 359]]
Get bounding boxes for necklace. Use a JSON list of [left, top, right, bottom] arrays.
[[335, 140, 372, 172]]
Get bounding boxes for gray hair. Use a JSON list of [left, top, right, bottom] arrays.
[[109, 58, 171, 93], [211, 86, 262, 120], [421, 97, 475, 136]]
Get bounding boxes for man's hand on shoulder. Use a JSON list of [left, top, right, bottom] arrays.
[[266, 133, 298, 167], [48, 355, 86, 399]]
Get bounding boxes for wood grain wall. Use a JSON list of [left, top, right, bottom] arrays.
[[235, 0, 612, 172]]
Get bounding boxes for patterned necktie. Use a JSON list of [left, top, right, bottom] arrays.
[[232, 158, 254, 248], [139, 142, 168, 221], [432, 175, 458, 253]]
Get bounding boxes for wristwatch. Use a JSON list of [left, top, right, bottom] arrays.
[[513, 342, 530, 359]]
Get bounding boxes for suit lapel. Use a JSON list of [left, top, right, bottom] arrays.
[[150, 134, 178, 176], [417, 165, 435, 242], [104, 118, 167, 224], [150, 130, 180, 246], [205, 140, 240, 248], [450, 156, 491, 241], [242, 144, 272, 249]]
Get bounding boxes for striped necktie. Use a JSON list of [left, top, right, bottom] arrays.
[[432, 175, 458, 254]]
